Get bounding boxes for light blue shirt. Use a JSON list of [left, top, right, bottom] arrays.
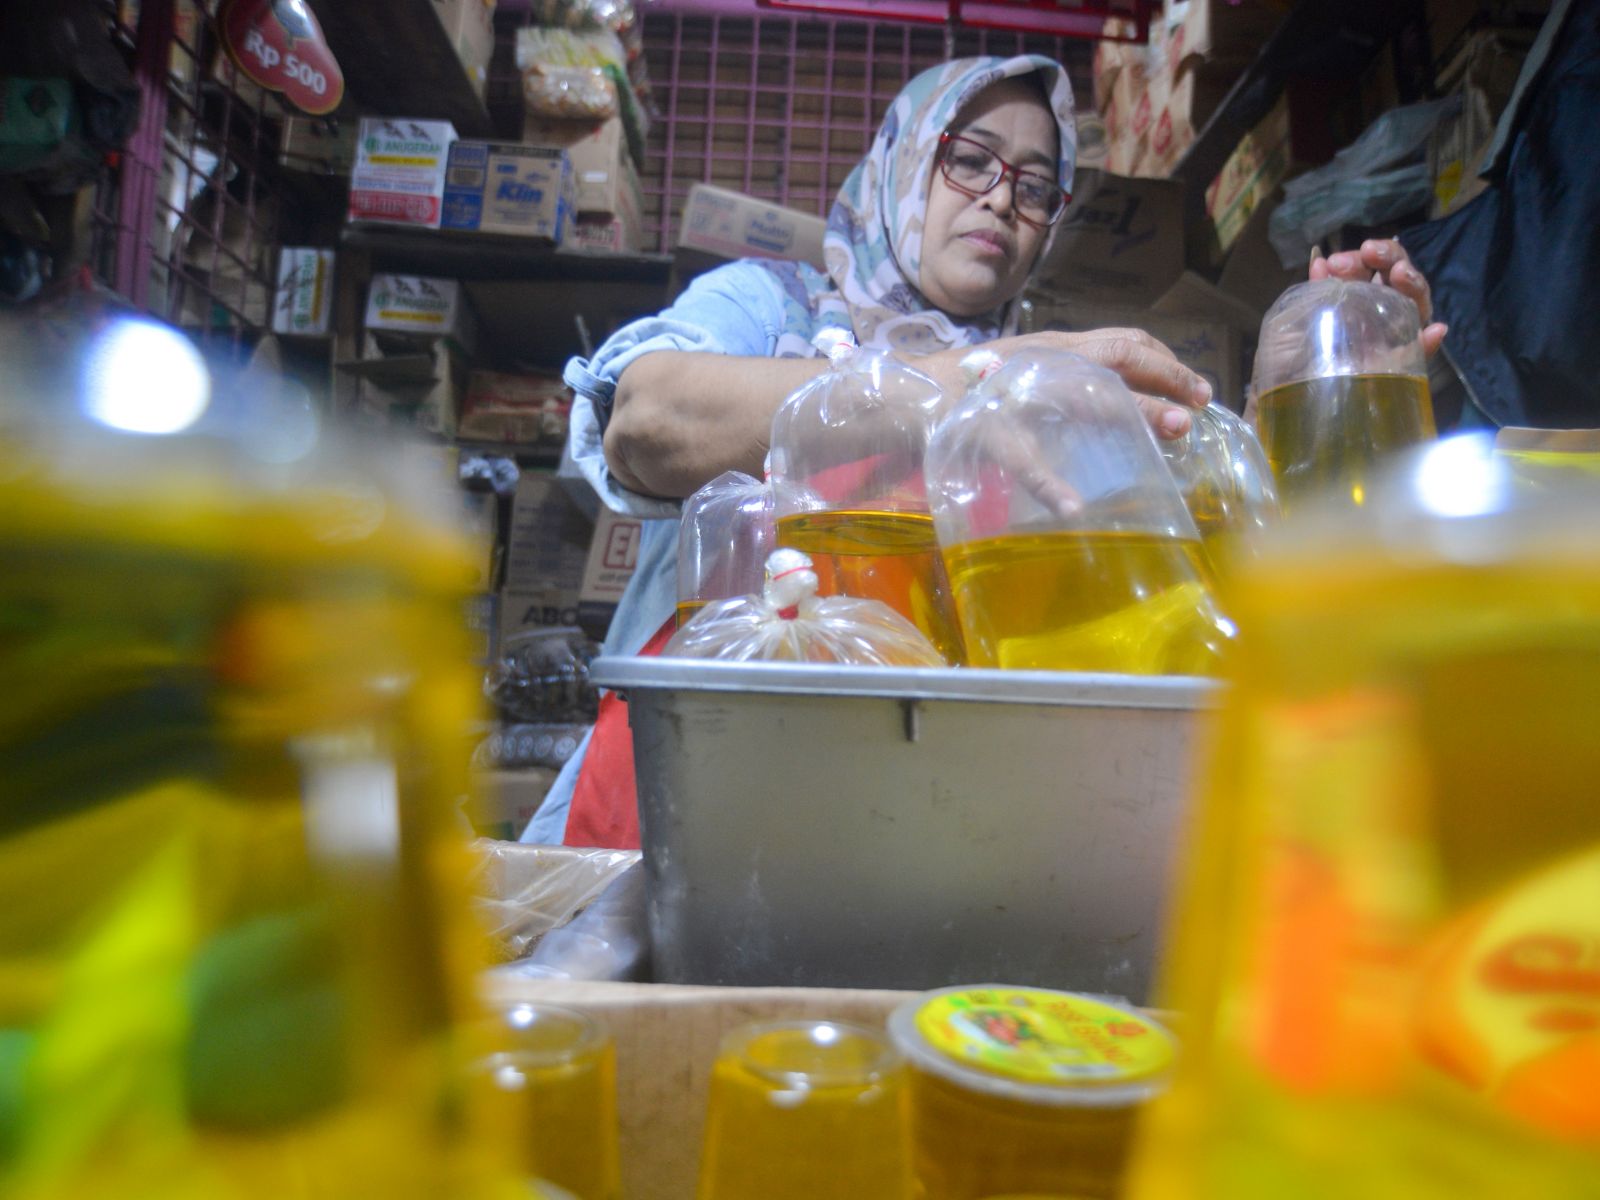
[[522, 261, 794, 843]]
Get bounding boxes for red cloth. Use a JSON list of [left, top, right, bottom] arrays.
[[562, 616, 677, 849]]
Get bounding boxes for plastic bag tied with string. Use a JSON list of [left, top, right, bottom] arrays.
[[663, 548, 945, 666], [767, 331, 962, 663], [925, 348, 1236, 676], [1251, 279, 1435, 514], [1161, 401, 1280, 575], [676, 469, 775, 629]]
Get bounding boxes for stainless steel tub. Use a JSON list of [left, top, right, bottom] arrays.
[[591, 659, 1216, 1004]]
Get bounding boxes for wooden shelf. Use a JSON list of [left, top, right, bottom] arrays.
[[306, 0, 493, 136], [1171, 0, 1424, 234], [341, 226, 674, 286]]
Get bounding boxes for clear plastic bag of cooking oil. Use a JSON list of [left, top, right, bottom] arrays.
[[0, 306, 524, 1197], [1128, 434, 1600, 1200], [676, 469, 775, 629], [664, 548, 945, 666], [766, 333, 963, 662], [1493, 427, 1600, 489], [924, 348, 1236, 676], [1160, 401, 1280, 574], [1250, 278, 1435, 513]]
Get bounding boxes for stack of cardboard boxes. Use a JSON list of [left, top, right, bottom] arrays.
[[1095, 1, 1286, 182]]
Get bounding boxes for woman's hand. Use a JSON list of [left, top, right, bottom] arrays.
[[1312, 238, 1448, 358], [918, 326, 1213, 440]]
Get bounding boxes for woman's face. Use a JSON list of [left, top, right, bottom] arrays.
[[918, 78, 1058, 318]]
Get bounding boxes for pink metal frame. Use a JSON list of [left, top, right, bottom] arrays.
[[637, 10, 1091, 253]]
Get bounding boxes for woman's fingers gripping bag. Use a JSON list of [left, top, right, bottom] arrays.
[[766, 332, 964, 664], [663, 548, 946, 666], [925, 348, 1237, 676]]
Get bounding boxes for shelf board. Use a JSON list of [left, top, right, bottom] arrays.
[[305, 0, 493, 136], [341, 226, 675, 286], [1171, 0, 1422, 232]]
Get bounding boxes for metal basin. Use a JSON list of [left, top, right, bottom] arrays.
[[591, 658, 1216, 1004]]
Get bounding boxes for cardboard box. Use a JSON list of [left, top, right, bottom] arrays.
[[365, 273, 481, 354], [522, 115, 642, 219], [348, 118, 457, 229], [279, 115, 358, 175], [467, 767, 560, 840], [1199, 94, 1291, 265], [499, 473, 594, 643], [441, 142, 573, 241], [460, 370, 573, 445], [1030, 169, 1186, 308], [1023, 293, 1242, 410], [1215, 194, 1300, 320], [1164, 0, 1286, 72], [482, 978, 913, 1200], [676, 183, 827, 271], [571, 212, 644, 254], [342, 332, 470, 436], [432, 0, 497, 100], [578, 506, 642, 641], [272, 247, 335, 336]]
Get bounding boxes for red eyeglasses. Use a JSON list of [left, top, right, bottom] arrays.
[[937, 131, 1070, 228]]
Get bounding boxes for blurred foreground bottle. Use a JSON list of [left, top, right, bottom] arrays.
[[1129, 435, 1600, 1198], [0, 301, 519, 1199]]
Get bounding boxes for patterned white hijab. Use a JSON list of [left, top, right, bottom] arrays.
[[756, 54, 1076, 359]]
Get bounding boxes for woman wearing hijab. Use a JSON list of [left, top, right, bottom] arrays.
[[526, 54, 1442, 847]]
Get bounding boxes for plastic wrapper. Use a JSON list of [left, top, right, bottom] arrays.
[[767, 334, 962, 662], [530, 0, 643, 62], [924, 348, 1235, 675], [494, 861, 651, 982], [1160, 402, 1280, 574], [1268, 95, 1460, 267], [522, 64, 618, 120], [486, 626, 600, 722], [470, 840, 641, 963], [472, 722, 591, 770], [676, 469, 775, 629], [1251, 279, 1434, 514], [665, 548, 945, 665]]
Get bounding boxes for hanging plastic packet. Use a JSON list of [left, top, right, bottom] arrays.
[[767, 331, 963, 663], [664, 549, 945, 665], [1251, 279, 1435, 513], [925, 348, 1236, 676], [1160, 401, 1280, 575], [676, 469, 775, 629]]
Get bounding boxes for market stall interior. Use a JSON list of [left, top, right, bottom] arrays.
[[2, 0, 1597, 1197]]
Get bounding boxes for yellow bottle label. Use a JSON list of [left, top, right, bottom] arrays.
[[915, 988, 1173, 1087], [1416, 845, 1600, 1141]]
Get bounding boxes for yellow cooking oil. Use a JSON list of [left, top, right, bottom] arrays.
[[1129, 551, 1600, 1200], [1255, 373, 1435, 511], [774, 508, 964, 663], [0, 440, 518, 1200], [940, 530, 1234, 676], [675, 599, 709, 628]]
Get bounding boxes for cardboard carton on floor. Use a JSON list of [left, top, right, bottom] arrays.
[[498, 473, 594, 643]]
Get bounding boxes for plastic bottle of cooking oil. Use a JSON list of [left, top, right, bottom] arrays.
[[925, 348, 1235, 676], [1251, 279, 1435, 513], [0, 308, 519, 1199], [1128, 434, 1600, 1199], [768, 332, 964, 663]]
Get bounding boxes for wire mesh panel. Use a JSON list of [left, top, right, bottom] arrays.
[[94, 1, 285, 354], [638, 13, 1091, 252]]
